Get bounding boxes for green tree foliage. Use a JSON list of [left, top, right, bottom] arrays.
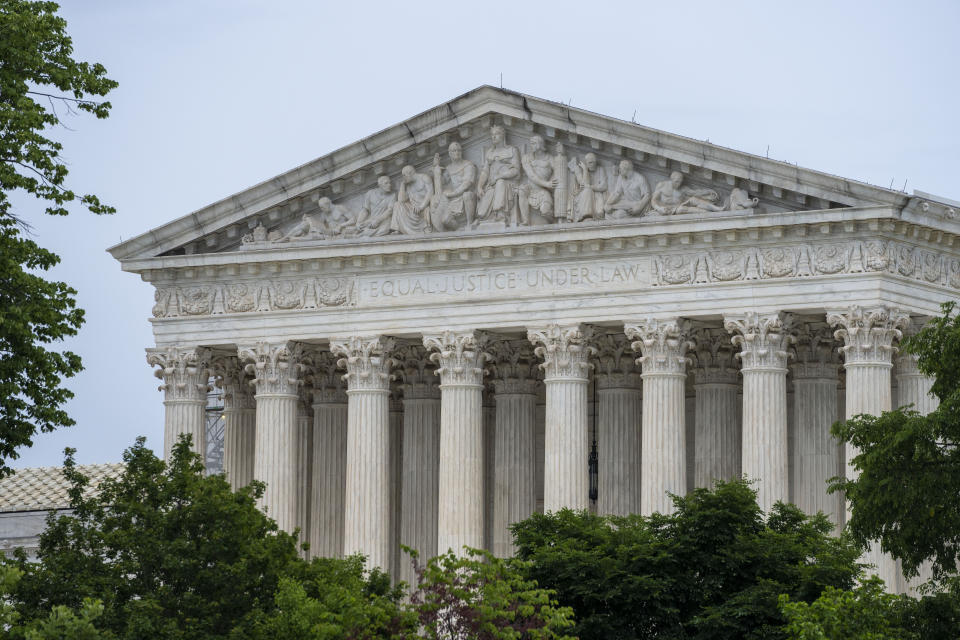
[[780, 576, 960, 640], [408, 548, 575, 639], [830, 301, 960, 582], [0, 0, 117, 475], [512, 479, 861, 640]]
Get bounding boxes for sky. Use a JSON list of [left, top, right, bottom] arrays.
[[12, 0, 960, 467]]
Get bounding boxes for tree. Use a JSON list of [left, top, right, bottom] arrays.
[[830, 301, 960, 582], [0, 0, 117, 475], [511, 479, 862, 640]]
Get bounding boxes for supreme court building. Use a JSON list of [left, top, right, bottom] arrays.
[[109, 87, 956, 591]]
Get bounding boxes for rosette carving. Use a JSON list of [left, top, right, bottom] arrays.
[[625, 318, 692, 376], [527, 324, 597, 381], [724, 312, 795, 371], [827, 305, 909, 365], [146, 345, 212, 402], [422, 331, 489, 387], [329, 335, 396, 392], [237, 341, 306, 396]]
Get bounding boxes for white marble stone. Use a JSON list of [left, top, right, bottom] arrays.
[[489, 339, 539, 556], [829, 305, 909, 589], [395, 344, 440, 586], [308, 357, 348, 559], [330, 335, 395, 570], [238, 341, 305, 534], [296, 393, 313, 550], [529, 324, 595, 512], [593, 333, 642, 516], [147, 345, 211, 460], [725, 312, 793, 514], [691, 329, 740, 490], [626, 318, 691, 516], [213, 355, 256, 489], [423, 331, 487, 556]]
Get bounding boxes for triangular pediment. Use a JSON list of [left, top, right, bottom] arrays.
[[109, 86, 952, 263]]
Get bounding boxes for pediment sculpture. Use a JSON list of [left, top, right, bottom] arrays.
[[241, 122, 773, 250]]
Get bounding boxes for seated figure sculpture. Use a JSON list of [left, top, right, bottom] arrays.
[[476, 125, 520, 225], [431, 142, 477, 231], [570, 152, 608, 222], [725, 187, 759, 211], [392, 165, 433, 235], [651, 171, 724, 215], [280, 197, 356, 241], [603, 160, 650, 218], [355, 176, 396, 237]]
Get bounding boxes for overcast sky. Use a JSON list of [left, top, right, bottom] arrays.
[[13, 0, 960, 467]]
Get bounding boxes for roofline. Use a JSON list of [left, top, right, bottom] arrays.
[[108, 85, 914, 261]]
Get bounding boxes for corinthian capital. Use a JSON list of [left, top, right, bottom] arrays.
[[826, 305, 909, 365], [690, 328, 739, 384], [423, 330, 489, 387], [527, 324, 597, 381], [488, 339, 539, 394], [724, 312, 795, 371], [625, 318, 692, 376], [791, 323, 841, 380], [394, 342, 440, 398], [592, 333, 642, 389], [211, 354, 255, 410], [146, 345, 211, 402], [304, 350, 347, 404], [237, 341, 306, 396], [329, 335, 396, 392]]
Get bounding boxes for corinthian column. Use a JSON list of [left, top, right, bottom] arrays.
[[306, 351, 347, 559], [212, 355, 256, 488], [296, 389, 313, 550], [625, 319, 691, 516], [724, 312, 794, 513], [828, 305, 909, 588], [488, 339, 538, 556], [791, 325, 842, 526], [330, 335, 396, 570], [690, 329, 740, 489], [395, 344, 440, 586], [147, 345, 212, 461], [592, 333, 642, 516], [238, 341, 305, 533], [423, 331, 488, 556], [528, 324, 596, 512]]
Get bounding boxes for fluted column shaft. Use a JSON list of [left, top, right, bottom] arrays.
[[424, 331, 487, 556], [829, 305, 909, 590], [725, 313, 793, 513], [215, 355, 256, 488], [596, 375, 642, 515], [147, 346, 211, 460], [239, 342, 304, 534], [529, 325, 594, 512], [483, 390, 496, 551], [792, 365, 842, 525], [492, 379, 537, 556], [399, 383, 440, 586], [296, 397, 313, 549], [626, 319, 691, 516], [331, 335, 395, 570], [389, 392, 403, 579], [693, 381, 740, 488], [310, 390, 347, 558]]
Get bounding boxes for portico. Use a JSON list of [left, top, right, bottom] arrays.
[[112, 87, 954, 590]]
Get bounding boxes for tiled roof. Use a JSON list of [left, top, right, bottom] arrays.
[[0, 463, 125, 512]]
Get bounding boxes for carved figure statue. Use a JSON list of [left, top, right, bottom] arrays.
[[725, 187, 759, 211], [280, 197, 356, 242], [431, 142, 477, 231], [569, 152, 608, 222], [355, 176, 396, 237], [603, 160, 650, 219], [391, 165, 433, 235], [518, 135, 557, 225], [651, 171, 724, 215], [476, 125, 520, 224]]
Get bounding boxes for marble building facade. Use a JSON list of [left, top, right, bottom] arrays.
[[110, 87, 957, 592]]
